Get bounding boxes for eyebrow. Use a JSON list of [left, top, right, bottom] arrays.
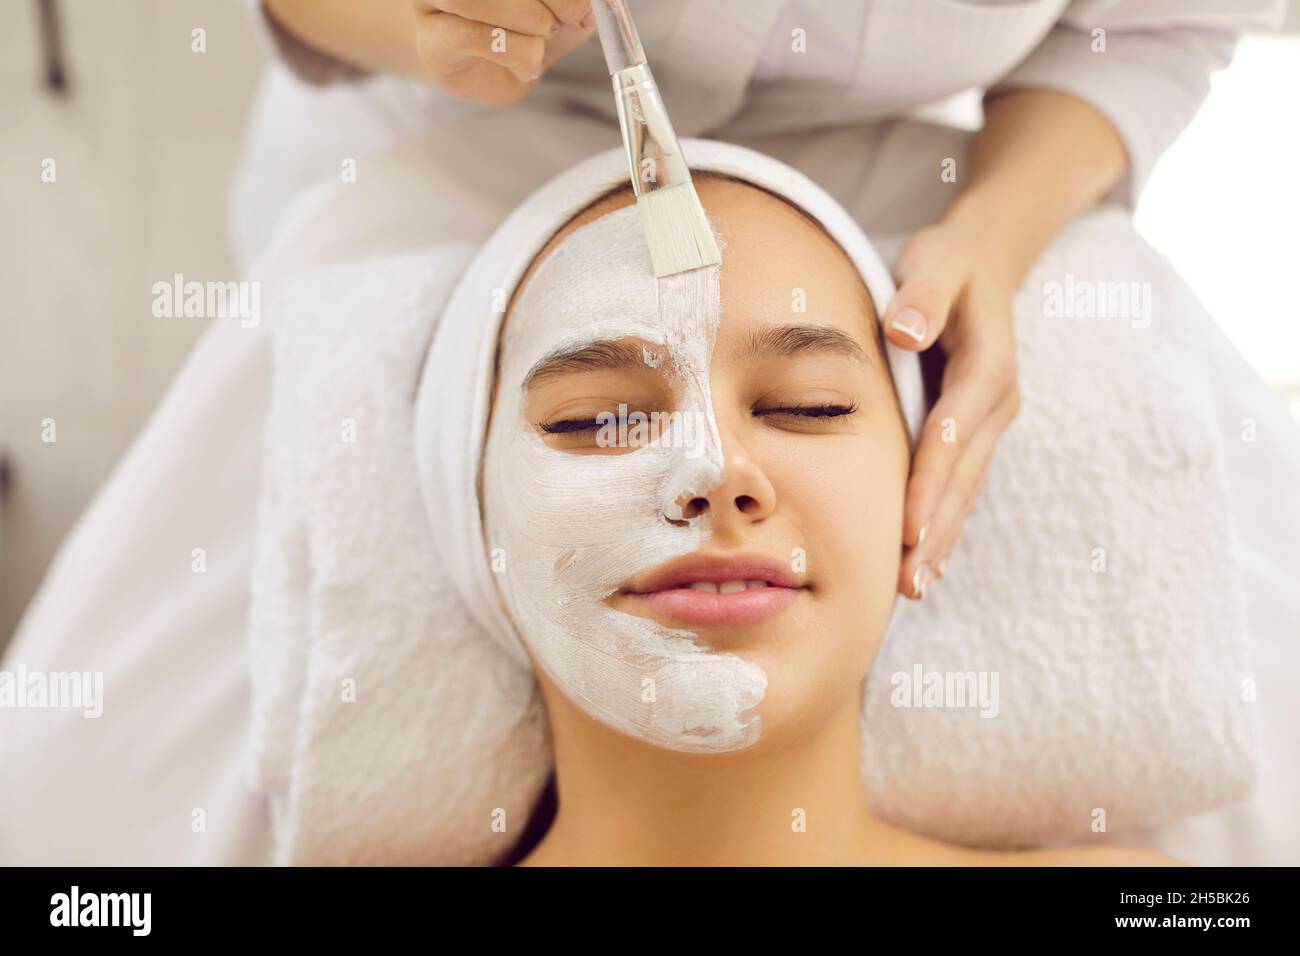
[[523, 338, 652, 389], [522, 323, 871, 390], [741, 324, 873, 368]]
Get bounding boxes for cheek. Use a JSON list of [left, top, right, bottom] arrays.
[[481, 400, 768, 753], [766, 427, 907, 603], [739, 427, 905, 737], [483, 405, 709, 627]]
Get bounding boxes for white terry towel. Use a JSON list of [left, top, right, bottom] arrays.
[[249, 138, 1258, 865]]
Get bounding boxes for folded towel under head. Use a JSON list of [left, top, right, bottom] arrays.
[[248, 138, 1257, 865]]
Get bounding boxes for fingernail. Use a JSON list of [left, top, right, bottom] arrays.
[[937, 559, 948, 578], [511, 67, 539, 82], [890, 307, 927, 343], [917, 522, 929, 547], [911, 562, 932, 599], [548, 18, 561, 36], [580, 10, 597, 29]]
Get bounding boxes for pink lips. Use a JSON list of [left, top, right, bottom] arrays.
[[619, 553, 808, 629]]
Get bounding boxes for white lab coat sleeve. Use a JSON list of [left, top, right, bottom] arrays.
[[243, 0, 369, 84], [986, 0, 1287, 207]]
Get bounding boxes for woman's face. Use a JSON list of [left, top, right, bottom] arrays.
[[481, 177, 908, 754]]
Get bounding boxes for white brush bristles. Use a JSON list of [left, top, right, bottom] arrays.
[[636, 182, 721, 278]]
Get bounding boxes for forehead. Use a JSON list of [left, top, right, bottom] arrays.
[[501, 177, 879, 368]]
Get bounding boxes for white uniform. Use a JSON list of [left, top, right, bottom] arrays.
[[2, 0, 1293, 866], [231, 0, 1285, 270]]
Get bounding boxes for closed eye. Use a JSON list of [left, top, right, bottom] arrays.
[[540, 403, 858, 435], [538, 417, 606, 434], [753, 402, 858, 419]]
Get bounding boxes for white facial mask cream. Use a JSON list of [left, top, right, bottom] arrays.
[[481, 205, 766, 753]]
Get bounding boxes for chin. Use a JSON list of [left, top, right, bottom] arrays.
[[607, 591, 878, 751]]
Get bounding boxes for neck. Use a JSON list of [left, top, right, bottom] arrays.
[[523, 680, 891, 866]]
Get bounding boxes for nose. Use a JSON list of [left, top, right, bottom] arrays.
[[663, 419, 776, 528], [673, 453, 776, 523]]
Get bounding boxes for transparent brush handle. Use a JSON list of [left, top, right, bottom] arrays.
[[592, 0, 646, 74]]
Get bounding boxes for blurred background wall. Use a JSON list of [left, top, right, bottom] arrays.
[[1, 1, 1298, 644], [1, 1, 263, 640]]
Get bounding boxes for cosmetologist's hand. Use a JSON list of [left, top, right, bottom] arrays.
[[412, 0, 597, 106], [263, 0, 598, 107], [879, 87, 1130, 600], [882, 221, 1022, 600]]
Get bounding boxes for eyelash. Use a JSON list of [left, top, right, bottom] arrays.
[[538, 418, 605, 434], [538, 403, 857, 434], [754, 402, 858, 420]]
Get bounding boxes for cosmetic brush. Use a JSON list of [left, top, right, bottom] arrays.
[[591, 0, 721, 278]]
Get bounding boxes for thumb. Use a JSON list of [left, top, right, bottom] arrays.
[[881, 275, 957, 352], [542, 18, 597, 71]]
